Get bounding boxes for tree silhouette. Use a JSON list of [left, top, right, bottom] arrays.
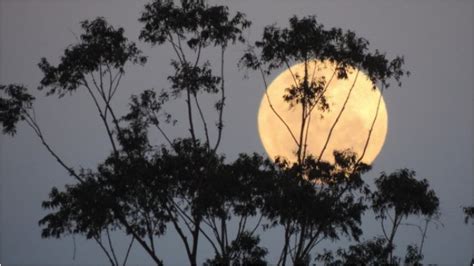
[[137, 1, 262, 264], [0, 1, 447, 265], [371, 168, 440, 263], [239, 15, 410, 265], [315, 169, 439, 266]]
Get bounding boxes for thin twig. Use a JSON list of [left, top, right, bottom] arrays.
[[193, 93, 210, 148], [106, 228, 120, 266], [23, 113, 83, 183], [356, 85, 383, 165], [318, 70, 360, 162], [94, 236, 116, 266], [72, 235, 77, 261], [213, 46, 226, 152], [123, 237, 135, 266], [305, 63, 339, 120], [250, 214, 264, 235], [284, 60, 301, 89], [82, 79, 119, 155], [258, 66, 299, 146]]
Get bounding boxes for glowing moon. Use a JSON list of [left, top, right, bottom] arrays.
[[257, 60, 388, 165]]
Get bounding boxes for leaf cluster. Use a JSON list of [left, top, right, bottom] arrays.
[[139, 0, 251, 48], [169, 61, 221, 96], [262, 151, 371, 243], [38, 17, 146, 97], [372, 169, 440, 219], [0, 84, 34, 135], [463, 206, 474, 224], [204, 232, 268, 266]]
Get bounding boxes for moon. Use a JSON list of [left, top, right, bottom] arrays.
[[257, 60, 388, 165]]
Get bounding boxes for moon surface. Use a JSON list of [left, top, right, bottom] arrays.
[[257, 60, 388, 165]]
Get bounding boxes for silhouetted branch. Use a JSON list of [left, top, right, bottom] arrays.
[[106, 227, 120, 266], [258, 65, 299, 147], [357, 85, 383, 165], [193, 93, 210, 148], [94, 235, 116, 266], [123, 237, 134, 266], [381, 217, 389, 241], [305, 63, 339, 120], [82, 78, 119, 155], [318, 70, 360, 162], [153, 123, 174, 149], [250, 214, 264, 235], [23, 111, 83, 183], [284, 60, 300, 90], [213, 46, 226, 152]]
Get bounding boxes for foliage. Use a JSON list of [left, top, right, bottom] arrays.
[[372, 169, 439, 219], [316, 239, 425, 266], [260, 152, 371, 264], [404, 244, 423, 265], [137, 1, 254, 264], [139, 0, 251, 48], [316, 237, 393, 265], [0, 84, 35, 135], [239, 13, 409, 265], [463, 206, 474, 224], [38, 17, 146, 97], [0, 1, 445, 266], [204, 232, 268, 266], [370, 169, 439, 264]]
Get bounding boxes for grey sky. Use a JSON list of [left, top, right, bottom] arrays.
[[1, 0, 472, 264]]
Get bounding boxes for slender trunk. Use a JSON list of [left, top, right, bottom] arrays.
[[117, 215, 163, 265], [186, 88, 197, 145], [278, 222, 291, 266], [387, 212, 401, 263], [213, 46, 226, 152], [418, 219, 430, 258], [294, 222, 307, 263], [297, 58, 309, 165], [189, 217, 201, 266]]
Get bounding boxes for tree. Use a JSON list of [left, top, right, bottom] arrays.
[[316, 237, 393, 265], [371, 168, 440, 264], [2, 1, 262, 265], [315, 169, 440, 265], [239, 15, 408, 265], [1, 1, 442, 266], [14, 17, 167, 265], [255, 151, 371, 265], [137, 1, 266, 264]]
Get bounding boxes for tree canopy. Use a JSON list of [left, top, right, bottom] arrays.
[[0, 1, 452, 265]]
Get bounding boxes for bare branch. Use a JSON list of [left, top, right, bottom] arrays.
[[304, 62, 339, 120], [258, 65, 299, 147], [356, 85, 384, 165], [193, 93, 210, 149], [123, 237, 134, 266], [106, 227, 120, 266], [213, 46, 226, 152], [94, 235, 116, 266], [318, 70, 360, 162], [23, 112, 83, 183], [250, 214, 263, 235], [284, 60, 301, 90], [82, 78, 119, 155]]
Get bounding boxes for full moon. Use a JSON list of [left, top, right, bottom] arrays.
[[257, 60, 388, 165]]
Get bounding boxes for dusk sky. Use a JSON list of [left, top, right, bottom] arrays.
[[1, 0, 472, 264]]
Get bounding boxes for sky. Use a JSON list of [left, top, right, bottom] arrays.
[[1, 0, 473, 264]]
